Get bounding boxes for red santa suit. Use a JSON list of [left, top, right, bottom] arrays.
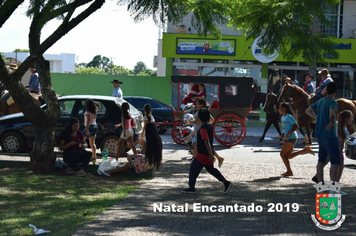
[[192, 90, 206, 105], [181, 83, 199, 108]]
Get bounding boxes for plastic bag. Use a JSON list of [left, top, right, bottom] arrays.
[[97, 158, 125, 175]]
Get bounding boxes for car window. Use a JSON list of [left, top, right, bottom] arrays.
[[116, 100, 140, 117], [77, 101, 86, 116], [78, 100, 106, 117], [153, 99, 169, 107], [145, 99, 161, 109], [59, 100, 75, 116], [131, 99, 147, 109]]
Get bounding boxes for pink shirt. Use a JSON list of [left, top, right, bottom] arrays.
[[123, 113, 133, 130]]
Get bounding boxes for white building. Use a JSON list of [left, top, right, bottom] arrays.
[[3, 52, 75, 73], [3, 52, 75, 85]]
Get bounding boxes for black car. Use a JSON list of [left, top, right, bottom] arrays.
[[0, 95, 143, 156], [123, 96, 174, 134]]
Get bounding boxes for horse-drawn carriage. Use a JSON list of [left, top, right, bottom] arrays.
[[164, 76, 254, 147]]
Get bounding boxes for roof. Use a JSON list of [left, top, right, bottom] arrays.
[[59, 95, 125, 102]]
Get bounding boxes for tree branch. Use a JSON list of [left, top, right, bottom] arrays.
[[0, 0, 24, 28], [32, 0, 105, 56]]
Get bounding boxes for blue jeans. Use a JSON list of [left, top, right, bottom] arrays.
[[83, 125, 98, 138], [188, 158, 225, 189], [317, 137, 341, 165], [63, 150, 92, 170]]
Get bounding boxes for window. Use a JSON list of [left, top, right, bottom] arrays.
[[59, 100, 75, 116], [320, 4, 341, 37], [225, 85, 237, 96]]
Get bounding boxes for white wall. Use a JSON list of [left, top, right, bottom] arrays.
[[343, 0, 356, 38], [155, 39, 167, 77], [167, 12, 242, 36], [3, 52, 75, 73]]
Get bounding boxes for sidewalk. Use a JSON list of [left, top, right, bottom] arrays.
[[73, 135, 356, 235]]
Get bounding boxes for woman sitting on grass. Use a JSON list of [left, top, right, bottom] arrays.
[[100, 123, 162, 177]]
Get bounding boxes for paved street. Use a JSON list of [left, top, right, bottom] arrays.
[[72, 129, 356, 235]]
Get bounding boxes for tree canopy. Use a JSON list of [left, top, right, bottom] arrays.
[[228, 0, 341, 66]]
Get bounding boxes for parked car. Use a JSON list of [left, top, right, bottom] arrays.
[[0, 95, 143, 156], [123, 96, 174, 134]]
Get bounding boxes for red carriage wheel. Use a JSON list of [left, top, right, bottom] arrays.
[[213, 114, 246, 147], [171, 124, 186, 145]]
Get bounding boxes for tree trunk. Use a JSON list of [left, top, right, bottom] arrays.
[[29, 127, 56, 173]]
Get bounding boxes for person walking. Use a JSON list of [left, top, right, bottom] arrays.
[[83, 99, 101, 163], [278, 102, 315, 177], [306, 82, 340, 184], [310, 110, 353, 196], [185, 99, 224, 167], [111, 79, 123, 98], [182, 108, 232, 194], [114, 102, 137, 160]]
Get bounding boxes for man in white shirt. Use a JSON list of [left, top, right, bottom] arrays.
[[111, 79, 123, 98]]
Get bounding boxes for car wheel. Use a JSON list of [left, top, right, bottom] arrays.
[[154, 118, 167, 134], [1, 132, 26, 153], [100, 135, 126, 157]]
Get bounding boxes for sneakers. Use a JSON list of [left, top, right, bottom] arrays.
[[223, 181, 233, 194], [181, 188, 196, 193]]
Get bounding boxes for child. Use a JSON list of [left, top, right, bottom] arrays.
[[140, 103, 155, 154], [185, 99, 224, 167], [279, 102, 314, 177], [114, 102, 137, 160], [83, 99, 101, 163], [182, 108, 232, 194], [101, 123, 162, 177], [306, 82, 340, 183]]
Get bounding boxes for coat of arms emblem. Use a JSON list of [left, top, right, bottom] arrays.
[[311, 181, 346, 230]]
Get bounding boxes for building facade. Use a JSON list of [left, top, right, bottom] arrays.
[[155, 0, 356, 109]]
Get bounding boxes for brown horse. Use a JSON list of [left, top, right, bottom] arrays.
[[278, 84, 356, 143], [278, 84, 314, 145], [0, 86, 43, 116]]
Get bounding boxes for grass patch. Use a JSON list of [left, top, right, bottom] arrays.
[[0, 166, 140, 236]]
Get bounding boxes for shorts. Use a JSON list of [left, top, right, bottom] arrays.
[[283, 138, 297, 145], [83, 125, 98, 138], [120, 129, 133, 139], [128, 154, 153, 173], [317, 137, 341, 165]]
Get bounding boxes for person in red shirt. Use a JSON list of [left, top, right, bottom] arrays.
[[182, 108, 232, 194]]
